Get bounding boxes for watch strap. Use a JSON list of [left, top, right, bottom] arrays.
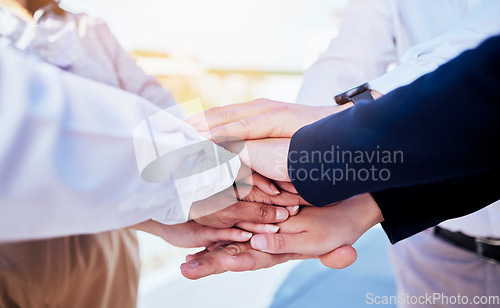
[[334, 82, 374, 105], [351, 89, 374, 103]]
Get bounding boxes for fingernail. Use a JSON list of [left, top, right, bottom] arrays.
[[270, 184, 280, 195], [265, 224, 280, 233], [186, 260, 199, 268], [241, 231, 253, 239], [287, 206, 300, 214], [276, 208, 288, 220], [252, 235, 267, 250]]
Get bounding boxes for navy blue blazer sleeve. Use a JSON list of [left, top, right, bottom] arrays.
[[288, 35, 500, 241], [372, 169, 500, 243]]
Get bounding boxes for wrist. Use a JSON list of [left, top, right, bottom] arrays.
[[312, 104, 353, 122], [345, 193, 384, 239], [360, 193, 384, 228], [131, 219, 169, 239], [331, 103, 354, 113], [370, 90, 383, 100]]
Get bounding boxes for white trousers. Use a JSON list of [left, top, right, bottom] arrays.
[[389, 228, 500, 308]]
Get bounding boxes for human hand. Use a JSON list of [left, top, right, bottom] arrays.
[[186, 98, 352, 142], [131, 220, 252, 248], [220, 138, 291, 182], [249, 193, 384, 255], [189, 184, 309, 234], [180, 194, 381, 279], [180, 242, 357, 280]]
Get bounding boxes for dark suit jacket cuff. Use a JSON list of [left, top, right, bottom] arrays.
[[372, 189, 443, 244], [371, 168, 500, 244]]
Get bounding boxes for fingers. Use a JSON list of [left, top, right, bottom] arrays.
[[200, 227, 253, 244], [186, 249, 208, 262], [183, 244, 358, 280], [185, 103, 246, 130], [250, 235, 358, 266], [194, 200, 290, 228], [250, 232, 311, 254], [234, 163, 253, 182], [265, 192, 305, 208], [220, 249, 306, 272], [252, 172, 280, 195], [286, 206, 300, 216], [202, 105, 273, 133], [181, 242, 302, 280], [318, 246, 357, 269], [235, 222, 280, 234], [206, 241, 235, 252], [181, 243, 247, 279], [129, 219, 162, 237], [237, 171, 280, 196], [185, 99, 275, 132], [205, 114, 279, 142], [275, 181, 298, 194], [230, 202, 290, 224], [241, 186, 306, 208]]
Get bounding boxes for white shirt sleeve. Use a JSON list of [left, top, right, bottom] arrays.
[[0, 47, 239, 242], [296, 0, 397, 106], [370, 0, 500, 94]]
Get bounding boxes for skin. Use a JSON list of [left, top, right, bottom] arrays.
[[181, 242, 358, 280], [187, 96, 387, 182], [6, 0, 383, 277], [4, 0, 311, 261], [132, 220, 254, 248], [189, 185, 305, 233], [186, 94, 382, 142], [218, 138, 292, 182], [186, 99, 351, 142], [249, 193, 383, 254], [130, 179, 310, 255], [181, 95, 388, 278], [181, 194, 383, 279], [232, 163, 280, 195]]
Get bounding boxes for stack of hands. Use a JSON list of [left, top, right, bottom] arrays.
[[133, 98, 384, 280]]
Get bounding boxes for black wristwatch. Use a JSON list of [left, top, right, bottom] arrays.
[[334, 82, 374, 105]]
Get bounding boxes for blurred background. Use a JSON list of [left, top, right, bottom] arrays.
[[59, 0, 395, 307], [62, 0, 348, 107]]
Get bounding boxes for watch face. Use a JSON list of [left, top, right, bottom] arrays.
[[334, 83, 371, 105]]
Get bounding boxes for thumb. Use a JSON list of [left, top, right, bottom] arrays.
[[318, 246, 357, 269], [250, 233, 308, 254]]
